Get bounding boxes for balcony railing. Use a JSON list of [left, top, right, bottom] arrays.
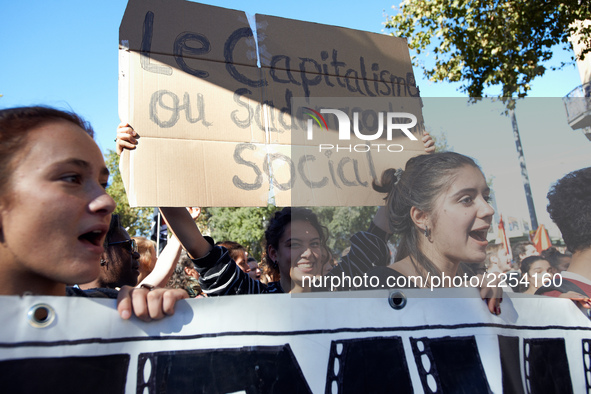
[[563, 82, 591, 130]]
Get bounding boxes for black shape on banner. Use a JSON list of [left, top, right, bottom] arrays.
[[410, 336, 492, 394], [324, 336, 413, 394], [136, 345, 311, 393], [584, 339, 591, 393], [523, 338, 573, 394], [498, 335, 525, 394], [0, 354, 130, 393]]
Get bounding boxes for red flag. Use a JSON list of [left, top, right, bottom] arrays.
[[498, 215, 512, 259], [533, 224, 552, 253]]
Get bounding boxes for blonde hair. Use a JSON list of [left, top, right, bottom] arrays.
[[133, 236, 157, 279]]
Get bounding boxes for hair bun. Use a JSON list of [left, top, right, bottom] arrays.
[[373, 168, 402, 193]]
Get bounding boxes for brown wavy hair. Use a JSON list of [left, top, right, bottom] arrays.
[[373, 152, 482, 278], [261, 207, 331, 279]]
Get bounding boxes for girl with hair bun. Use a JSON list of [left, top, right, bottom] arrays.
[[368, 152, 501, 314]]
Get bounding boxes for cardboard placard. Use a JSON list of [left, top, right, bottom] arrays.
[[119, 0, 423, 207], [1, 291, 590, 393]]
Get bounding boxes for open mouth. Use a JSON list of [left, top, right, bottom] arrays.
[[469, 229, 488, 242], [78, 230, 105, 248], [296, 261, 317, 274]]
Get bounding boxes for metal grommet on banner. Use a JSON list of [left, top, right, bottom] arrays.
[[388, 290, 407, 310], [27, 303, 56, 328]]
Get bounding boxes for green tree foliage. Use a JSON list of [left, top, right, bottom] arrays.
[[204, 206, 277, 261], [202, 205, 379, 260], [312, 206, 379, 255], [386, 0, 591, 98], [428, 129, 452, 152], [104, 150, 153, 236]]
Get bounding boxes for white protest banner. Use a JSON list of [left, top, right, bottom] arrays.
[[118, 0, 425, 207], [1, 290, 590, 393]]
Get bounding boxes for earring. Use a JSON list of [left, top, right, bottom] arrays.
[[100, 259, 107, 267], [423, 226, 431, 241], [272, 260, 279, 269]]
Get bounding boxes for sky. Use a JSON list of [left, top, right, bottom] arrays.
[[1, 0, 589, 239]]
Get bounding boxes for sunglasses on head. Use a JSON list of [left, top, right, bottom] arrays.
[[107, 239, 138, 254]]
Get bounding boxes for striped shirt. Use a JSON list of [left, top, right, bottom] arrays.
[[192, 230, 390, 296], [193, 246, 283, 295]]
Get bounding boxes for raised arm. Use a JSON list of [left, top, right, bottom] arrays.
[[137, 235, 182, 288], [159, 207, 212, 259], [138, 208, 201, 288]]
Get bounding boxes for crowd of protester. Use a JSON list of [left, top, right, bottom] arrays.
[[1, 105, 590, 324]]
